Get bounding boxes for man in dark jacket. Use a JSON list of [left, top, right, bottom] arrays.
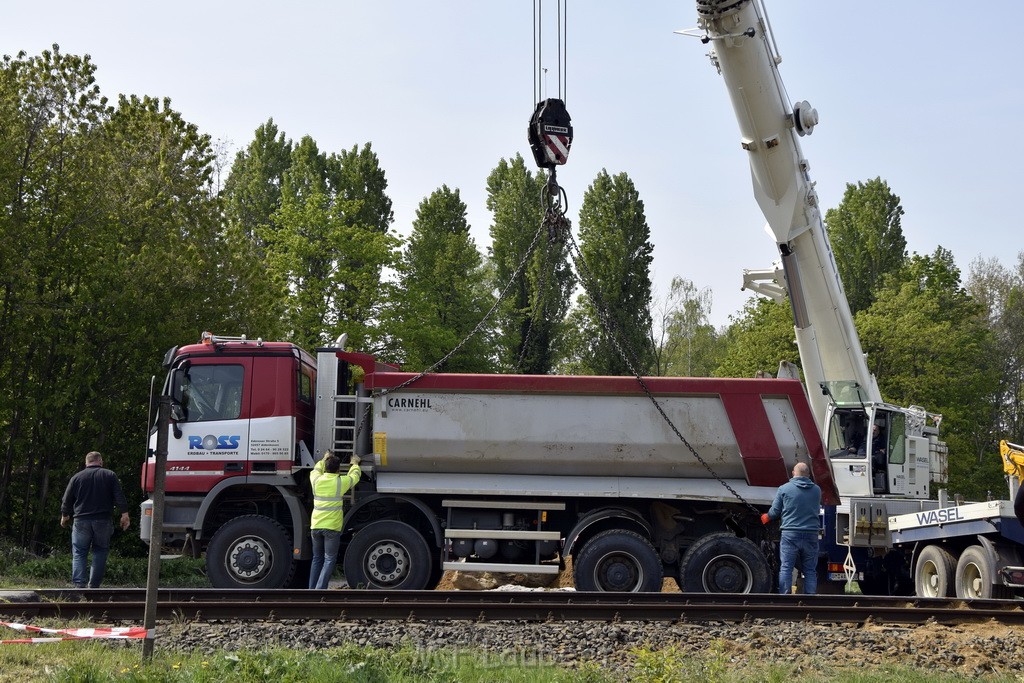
[[60, 451, 130, 588], [762, 462, 822, 594]]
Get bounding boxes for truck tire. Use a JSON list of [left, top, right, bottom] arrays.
[[574, 529, 663, 592], [955, 545, 1011, 599], [679, 532, 770, 593], [206, 515, 295, 589], [914, 545, 956, 598], [343, 520, 433, 590], [427, 548, 444, 591]]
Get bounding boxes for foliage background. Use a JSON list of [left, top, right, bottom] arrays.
[[1, 46, 1020, 556]]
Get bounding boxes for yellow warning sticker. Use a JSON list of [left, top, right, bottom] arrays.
[[373, 432, 387, 466]]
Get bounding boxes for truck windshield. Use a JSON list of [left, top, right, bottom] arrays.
[[182, 365, 244, 422], [822, 380, 870, 407]]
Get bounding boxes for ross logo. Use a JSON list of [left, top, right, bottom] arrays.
[[188, 435, 241, 450]]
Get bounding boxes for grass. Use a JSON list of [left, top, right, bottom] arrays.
[[0, 642, 600, 683], [0, 538, 209, 589], [624, 642, 1000, 683], [0, 641, 1011, 683]]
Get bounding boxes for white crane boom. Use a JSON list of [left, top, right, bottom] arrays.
[[695, 0, 881, 428]]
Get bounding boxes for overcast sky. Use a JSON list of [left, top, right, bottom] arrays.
[[6, 1, 1022, 328]]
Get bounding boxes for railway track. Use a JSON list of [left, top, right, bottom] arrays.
[[2, 589, 1023, 625]]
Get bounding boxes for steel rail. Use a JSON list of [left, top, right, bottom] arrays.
[[2, 590, 1023, 625], [16, 588, 1014, 608]]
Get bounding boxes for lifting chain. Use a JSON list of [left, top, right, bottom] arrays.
[[516, 169, 570, 371], [354, 219, 550, 437], [564, 229, 762, 518]]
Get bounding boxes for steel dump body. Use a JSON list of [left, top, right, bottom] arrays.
[[353, 361, 839, 505]]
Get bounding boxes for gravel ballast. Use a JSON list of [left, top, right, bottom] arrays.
[[159, 616, 1024, 679]]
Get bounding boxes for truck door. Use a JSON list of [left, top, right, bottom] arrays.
[[166, 358, 252, 492], [883, 411, 908, 495], [825, 408, 871, 497]]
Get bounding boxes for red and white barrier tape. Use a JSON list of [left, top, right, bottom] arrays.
[[1, 621, 149, 644]]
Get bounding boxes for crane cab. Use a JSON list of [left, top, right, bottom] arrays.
[[821, 381, 943, 500]]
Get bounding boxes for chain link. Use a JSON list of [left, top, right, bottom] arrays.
[[353, 217, 550, 437], [516, 170, 569, 371]]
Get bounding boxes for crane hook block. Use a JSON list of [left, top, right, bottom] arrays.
[[528, 98, 573, 169]]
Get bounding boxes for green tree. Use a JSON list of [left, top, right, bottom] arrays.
[[967, 253, 1024, 446], [858, 247, 998, 499], [0, 46, 111, 547], [825, 177, 907, 314], [714, 297, 798, 378], [385, 186, 494, 373], [486, 155, 574, 373], [0, 47, 272, 550], [222, 118, 292, 243], [326, 143, 395, 351], [327, 142, 394, 234], [570, 170, 654, 375], [265, 137, 397, 352], [224, 130, 398, 352], [555, 295, 602, 376], [652, 276, 723, 377]]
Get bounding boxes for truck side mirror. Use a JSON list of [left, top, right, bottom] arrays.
[[168, 368, 187, 436], [161, 345, 179, 370], [169, 368, 186, 407]]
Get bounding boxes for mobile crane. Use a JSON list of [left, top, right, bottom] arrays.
[[695, 0, 1024, 597]]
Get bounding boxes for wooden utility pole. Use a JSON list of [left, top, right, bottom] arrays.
[[141, 396, 169, 661]]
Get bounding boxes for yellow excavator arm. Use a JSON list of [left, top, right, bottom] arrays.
[[1001, 440, 1024, 485]]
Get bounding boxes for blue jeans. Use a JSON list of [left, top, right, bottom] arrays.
[[71, 518, 113, 588], [309, 529, 342, 589], [779, 530, 819, 594]]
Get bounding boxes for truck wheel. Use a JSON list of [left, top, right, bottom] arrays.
[[679, 532, 770, 593], [206, 515, 294, 589], [955, 545, 1011, 599], [574, 529, 663, 592], [426, 548, 444, 591], [343, 520, 432, 589], [914, 545, 956, 598]]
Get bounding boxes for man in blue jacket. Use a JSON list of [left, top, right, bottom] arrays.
[[761, 462, 822, 594]]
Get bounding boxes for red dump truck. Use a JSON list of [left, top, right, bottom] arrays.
[[141, 332, 838, 590]]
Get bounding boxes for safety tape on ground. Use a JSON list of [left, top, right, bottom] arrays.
[[1, 621, 150, 644]]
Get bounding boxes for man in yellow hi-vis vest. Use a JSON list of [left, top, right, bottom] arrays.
[[309, 452, 361, 589]]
